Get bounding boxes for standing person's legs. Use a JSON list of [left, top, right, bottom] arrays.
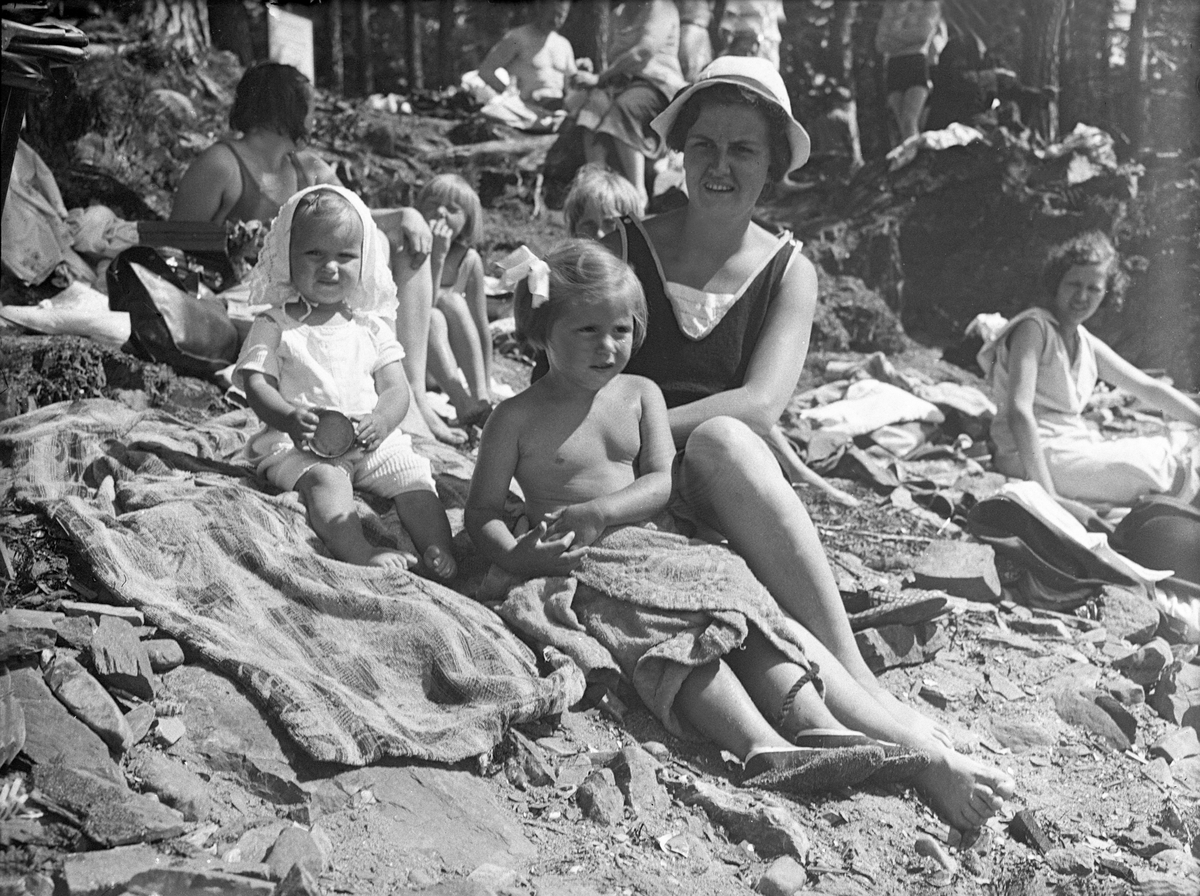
[[676, 418, 951, 745], [892, 84, 930, 140]]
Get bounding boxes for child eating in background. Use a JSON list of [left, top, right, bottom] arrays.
[[415, 174, 494, 424], [467, 240, 928, 793], [234, 185, 456, 579]]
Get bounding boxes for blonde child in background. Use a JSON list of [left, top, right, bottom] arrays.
[[562, 163, 645, 241], [234, 185, 456, 579], [467, 240, 928, 794], [415, 174, 494, 425]]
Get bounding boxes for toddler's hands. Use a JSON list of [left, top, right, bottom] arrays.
[[571, 70, 599, 88], [285, 406, 320, 448], [509, 521, 586, 577], [354, 412, 391, 452], [544, 503, 606, 549]]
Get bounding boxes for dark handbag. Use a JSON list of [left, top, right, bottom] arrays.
[[107, 247, 239, 378], [1111, 495, 1200, 588]]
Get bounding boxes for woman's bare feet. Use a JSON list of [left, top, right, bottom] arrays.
[[875, 690, 956, 750], [915, 748, 1016, 832], [423, 544, 457, 580], [422, 405, 468, 446]]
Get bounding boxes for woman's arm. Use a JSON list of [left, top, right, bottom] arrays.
[[666, 250, 818, 443], [466, 403, 585, 576], [463, 249, 494, 390], [297, 150, 341, 187], [545, 378, 675, 546], [1003, 319, 1058, 495], [169, 145, 239, 223], [373, 208, 433, 267], [1093, 339, 1200, 427]]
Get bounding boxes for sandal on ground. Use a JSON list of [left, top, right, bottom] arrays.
[[740, 745, 886, 794], [790, 728, 932, 785], [865, 744, 932, 785]]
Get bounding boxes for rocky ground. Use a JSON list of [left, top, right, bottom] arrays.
[[2, 340, 1200, 896]]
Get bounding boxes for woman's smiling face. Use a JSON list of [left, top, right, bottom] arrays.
[[1050, 262, 1108, 328], [682, 101, 771, 213]]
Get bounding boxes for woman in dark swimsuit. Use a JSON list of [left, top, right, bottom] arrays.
[[600, 56, 1015, 831], [170, 63, 463, 444]]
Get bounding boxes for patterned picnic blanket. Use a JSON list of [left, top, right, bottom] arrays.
[[0, 398, 581, 765]]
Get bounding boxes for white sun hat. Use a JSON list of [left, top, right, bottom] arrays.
[[650, 56, 811, 175]]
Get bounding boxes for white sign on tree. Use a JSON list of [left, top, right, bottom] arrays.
[[267, 7, 314, 84]]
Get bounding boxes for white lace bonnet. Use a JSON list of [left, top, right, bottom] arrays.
[[246, 184, 398, 319]]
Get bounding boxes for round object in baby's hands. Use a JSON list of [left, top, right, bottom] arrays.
[[309, 409, 357, 458]]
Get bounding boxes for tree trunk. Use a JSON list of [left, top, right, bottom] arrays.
[[329, 0, 345, 95], [1020, 0, 1069, 141], [1125, 0, 1152, 154], [359, 1, 374, 96], [405, 0, 424, 90], [207, 0, 252, 66], [437, 0, 456, 89], [139, 0, 209, 59], [1059, 0, 1112, 135], [832, 0, 864, 169]]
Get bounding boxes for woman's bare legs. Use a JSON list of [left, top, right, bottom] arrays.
[[887, 85, 930, 143], [390, 241, 466, 445], [780, 621, 1015, 830], [435, 290, 490, 404], [678, 417, 951, 746], [609, 140, 649, 212], [427, 307, 485, 421]]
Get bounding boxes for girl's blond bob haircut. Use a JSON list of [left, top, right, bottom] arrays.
[[415, 173, 484, 247], [563, 164, 645, 237], [514, 240, 648, 353]]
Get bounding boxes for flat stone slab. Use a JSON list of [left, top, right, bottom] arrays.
[[60, 844, 167, 896], [164, 665, 314, 805], [44, 653, 133, 752], [91, 615, 156, 701], [319, 764, 536, 889], [0, 608, 64, 661], [59, 600, 144, 627], [9, 664, 123, 784], [912, 540, 1000, 603], [33, 763, 185, 847]]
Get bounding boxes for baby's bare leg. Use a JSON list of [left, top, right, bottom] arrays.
[[296, 465, 412, 569], [393, 489, 456, 579]]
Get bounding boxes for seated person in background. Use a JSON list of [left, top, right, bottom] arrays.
[[415, 174, 494, 424], [478, 0, 576, 112], [171, 62, 338, 229], [675, 0, 714, 82], [572, 0, 687, 210], [925, 35, 1049, 132], [234, 185, 456, 579], [562, 164, 645, 241], [979, 232, 1200, 523], [717, 0, 785, 70]]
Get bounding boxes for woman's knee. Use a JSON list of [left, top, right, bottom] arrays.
[[685, 417, 771, 478]]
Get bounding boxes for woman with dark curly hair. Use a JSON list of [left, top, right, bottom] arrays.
[[170, 62, 337, 226], [980, 231, 1200, 520]]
